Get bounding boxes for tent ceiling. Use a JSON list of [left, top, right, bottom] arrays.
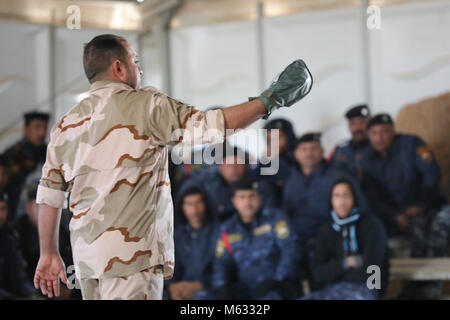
[[0, 0, 443, 31]]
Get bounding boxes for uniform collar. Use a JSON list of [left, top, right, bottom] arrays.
[[89, 80, 134, 93], [350, 138, 369, 149], [297, 159, 327, 177], [237, 207, 263, 228]]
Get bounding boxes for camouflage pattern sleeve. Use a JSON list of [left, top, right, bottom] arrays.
[[36, 123, 73, 209], [138, 87, 225, 146]]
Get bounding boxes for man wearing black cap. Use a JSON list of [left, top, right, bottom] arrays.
[[258, 118, 298, 206], [282, 132, 368, 289], [212, 177, 301, 299], [359, 113, 450, 298], [329, 104, 370, 178], [2, 111, 49, 222], [165, 185, 218, 300]]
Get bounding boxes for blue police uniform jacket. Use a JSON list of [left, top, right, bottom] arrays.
[[256, 154, 295, 208], [212, 207, 300, 293], [358, 134, 447, 230], [169, 218, 219, 289], [330, 139, 370, 178]]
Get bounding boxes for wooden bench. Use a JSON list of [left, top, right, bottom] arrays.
[[387, 258, 450, 299], [390, 258, 450, 280]]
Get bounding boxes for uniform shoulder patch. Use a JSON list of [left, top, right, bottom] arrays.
[[275, 220, 289, 239], [215, 239, 225, 258], [227, 233, 242, 243], [416, 145, 433, 164], [254, 224, 272, 236]]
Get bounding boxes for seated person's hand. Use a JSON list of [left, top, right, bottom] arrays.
[[403, 206, 424, 218], [178, 281, 203, 300], [168, 282, 184, 300], [345, 255, 363, 268], [397, 213, 409, 232]]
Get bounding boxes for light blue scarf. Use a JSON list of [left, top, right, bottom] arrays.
[[331, 207, 360, 254]]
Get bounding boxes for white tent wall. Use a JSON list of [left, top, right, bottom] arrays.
[[0, 19, 137, 152], [369, 1, 450, 114], [170, 0, 450, 158], [0, 20, 41, 152]]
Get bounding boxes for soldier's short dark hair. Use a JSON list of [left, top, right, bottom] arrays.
[[83, 34, 128, 83], [24, 111, 50, 126]]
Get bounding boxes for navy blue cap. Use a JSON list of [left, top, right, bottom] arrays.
[[345, 104, 370, 120], [296, 132, 321, 147], [231, 177, 261, 194], [367, 113, 393, 129]]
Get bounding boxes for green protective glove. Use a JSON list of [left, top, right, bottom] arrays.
[[249, 59, 313, 119]]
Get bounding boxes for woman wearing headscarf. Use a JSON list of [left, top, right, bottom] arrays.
[[303, 177, 390, 299]]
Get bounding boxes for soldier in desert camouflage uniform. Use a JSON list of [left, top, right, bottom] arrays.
[[33, 34, 313, 300]]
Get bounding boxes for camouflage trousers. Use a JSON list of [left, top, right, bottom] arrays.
[[79, 265, 164, 300]]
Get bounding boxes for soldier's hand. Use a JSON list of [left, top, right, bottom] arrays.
[[34, 254, 68, 298], [249, 59, 313, 119]]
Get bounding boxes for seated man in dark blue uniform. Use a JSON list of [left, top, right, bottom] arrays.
[[182, 146, 275, 222], [3, 112, 49, 223], [359, 113, 450, 298], [165, 186, 218, 300], [212, 177, 301, 300], [329, 104, 371, 178], [257, 118, 297, 207], [282, 132, 368, 290], [0, 192, 37, 299]]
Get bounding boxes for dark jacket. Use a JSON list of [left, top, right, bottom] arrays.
[[0, 225, 36, 299], [169, 183, 219, 290], [312, 210, 389, 297], [212, 207, 302, 299], [359, 134, 447, 234]]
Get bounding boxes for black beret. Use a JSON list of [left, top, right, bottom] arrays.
[[221, 144, 250, 163], [231, 177, 261, 194], [296, 132, 321, 147], [24, 111, 50, 125], [345, 104, 370, 120], [367, 113, 393, 129]]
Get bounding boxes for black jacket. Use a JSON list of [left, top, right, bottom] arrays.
[[312, 212, 390, 296]]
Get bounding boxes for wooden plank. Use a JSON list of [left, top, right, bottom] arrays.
[[390, 258, 450, 280]]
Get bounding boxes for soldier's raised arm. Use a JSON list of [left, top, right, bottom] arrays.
[[139, 59, 312, 146]]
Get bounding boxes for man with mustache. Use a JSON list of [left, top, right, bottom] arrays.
[[329, 104, 370, 179]]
